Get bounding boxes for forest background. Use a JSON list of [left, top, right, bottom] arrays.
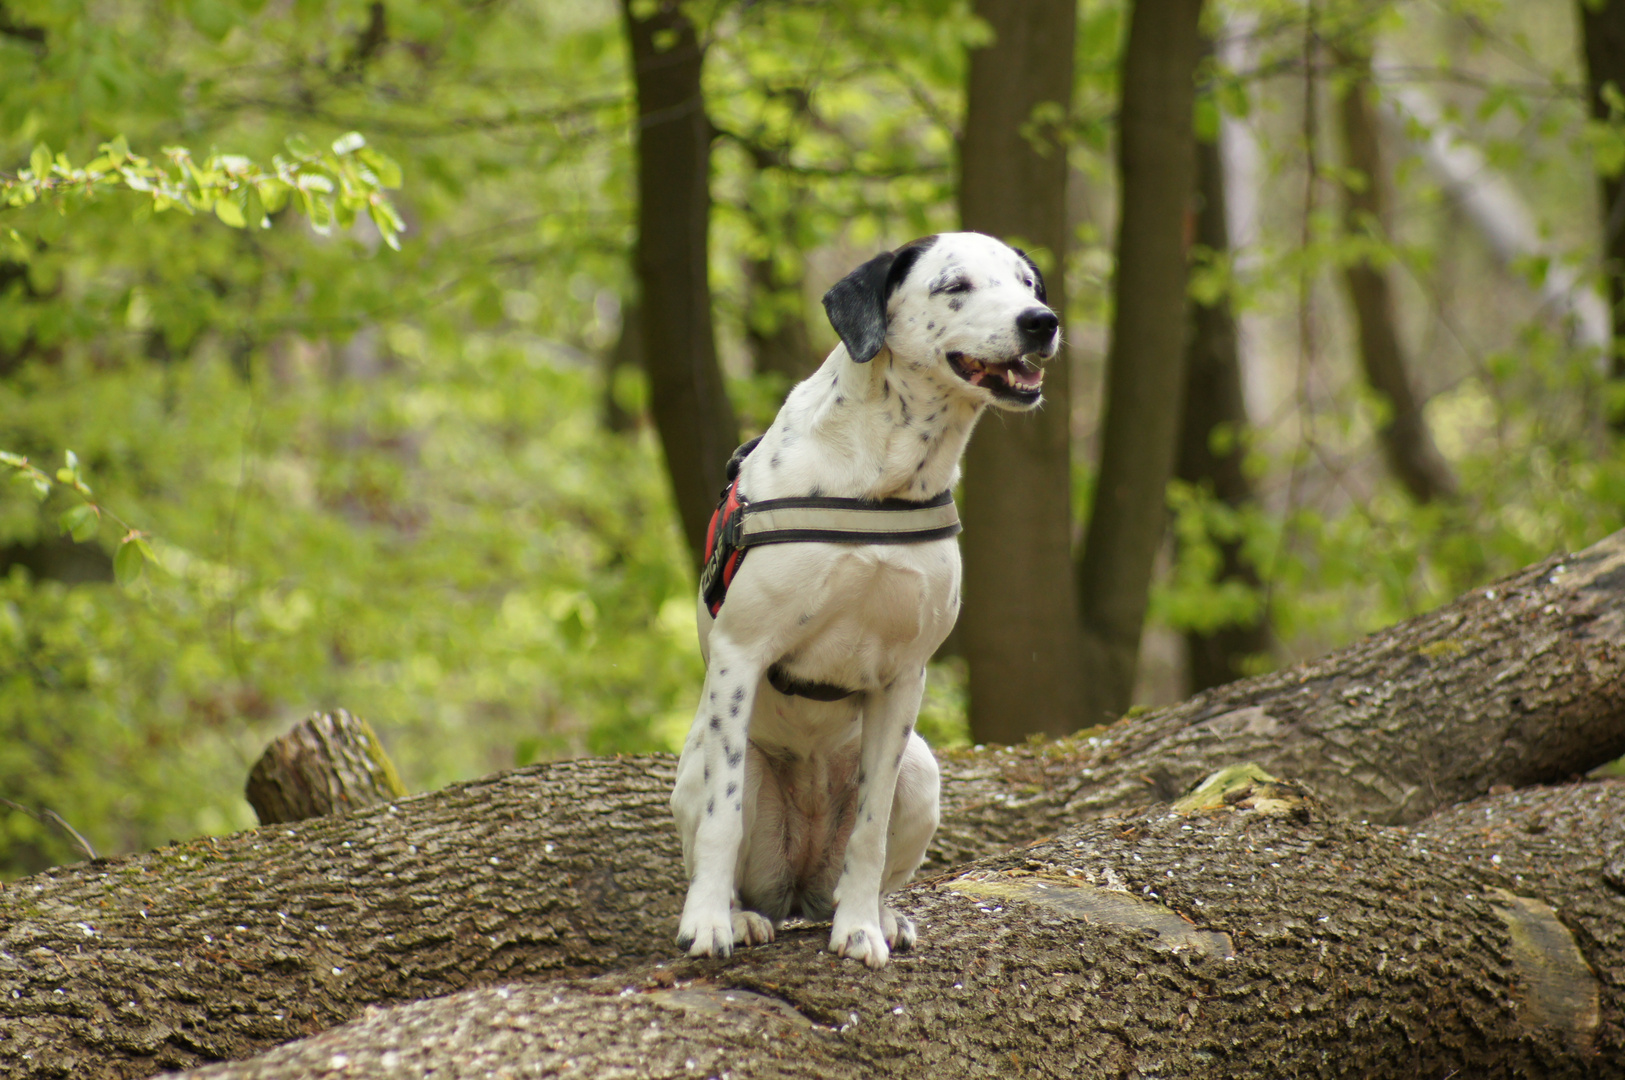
[[2, 0, 1623, 880]]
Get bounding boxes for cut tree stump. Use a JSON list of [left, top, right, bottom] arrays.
[[243, 710, 408, 826]]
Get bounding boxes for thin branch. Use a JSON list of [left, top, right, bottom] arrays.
[[0, 799, 98, 861]]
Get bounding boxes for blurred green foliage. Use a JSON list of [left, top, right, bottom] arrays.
[[2, 0, 1624, 877]]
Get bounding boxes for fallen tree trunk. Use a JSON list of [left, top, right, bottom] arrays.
[[1, 531, 1623, 1077], [178, 777, 1624, 1079]]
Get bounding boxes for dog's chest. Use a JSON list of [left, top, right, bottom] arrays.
[[760, 539, 960, 690]]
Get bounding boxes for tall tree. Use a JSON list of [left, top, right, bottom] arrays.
[[957, 0, 1083, 743], [1075, 0, 1206, 724], [1176, 117, 1273, 691], [622, 0, 740, 562], [1334, 48, 1457, 501], [1579, 0, 1625, 431]]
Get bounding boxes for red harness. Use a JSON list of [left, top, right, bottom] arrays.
[[701, 475, 751, 616]]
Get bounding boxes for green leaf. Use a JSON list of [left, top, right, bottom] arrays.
[[358, 148, 403, 189], [332, 131, 366, 156], [59, 503, 99, 543], [30, 142, 51, 180], [114, 537, 148, 585], [214, 197, 246, 228], [285, 134, 317, 158]]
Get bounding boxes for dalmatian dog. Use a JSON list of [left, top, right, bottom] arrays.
[[671, 231, 1060, 968]]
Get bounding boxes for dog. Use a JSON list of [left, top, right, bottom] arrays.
[[671, 231, 1060, 968]]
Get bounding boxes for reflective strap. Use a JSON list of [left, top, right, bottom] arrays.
[[737, 491, 960, 548]]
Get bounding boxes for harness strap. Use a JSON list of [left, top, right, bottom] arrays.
[[738, 489, 960, 548], [699, 444, 961, 619]]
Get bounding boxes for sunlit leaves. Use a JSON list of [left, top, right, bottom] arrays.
[[2, 134, 405, 249]]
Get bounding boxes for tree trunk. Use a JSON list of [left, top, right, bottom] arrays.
[[175, 779, 1625, 1079], [1334, 50, 1458, 501], [1076, 0, 1205, 724], [957, 0, 1084, 743], [1579, 0, 1625, 429], [1176, 115, 1273, 692], [4, 528, 1623, 1078], [622, 0, 739, 563]]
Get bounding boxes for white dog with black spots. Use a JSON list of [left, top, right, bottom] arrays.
[[671, 231, 1061, 968]]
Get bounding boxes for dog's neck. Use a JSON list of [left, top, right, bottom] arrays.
[[743, 345, 985, 503]]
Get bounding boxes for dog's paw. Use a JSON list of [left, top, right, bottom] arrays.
[[676, 901, 735, 959], [881, 906, 916, 952], [733, 908, 776, 947], [829, 921, 890, 969]]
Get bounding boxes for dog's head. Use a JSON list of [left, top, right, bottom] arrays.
[[820, 232, 1060, 411]]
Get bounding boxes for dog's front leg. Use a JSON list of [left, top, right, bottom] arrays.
[[673, 632, 763, 958], [828, 667, 927, 969]]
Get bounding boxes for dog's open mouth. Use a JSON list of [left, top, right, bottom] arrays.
[[946, 351, 1045, 403]]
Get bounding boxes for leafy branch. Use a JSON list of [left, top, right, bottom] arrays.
[[1, 132, 406, 249], [0, 450, 156, 585]]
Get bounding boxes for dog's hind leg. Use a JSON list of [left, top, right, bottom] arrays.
[[828, 668, 928, 968], [673, 632, 765, 958]]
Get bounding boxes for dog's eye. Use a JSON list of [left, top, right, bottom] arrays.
[[1023, 277, 1034, 289], [941, 279, 971, 295]]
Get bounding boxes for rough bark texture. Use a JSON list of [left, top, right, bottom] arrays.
[[244, 711, 407, 826], [1580, 0, 1625, 419], [622, 0, 740, 563], [1076, 0, 1204, 725], [178, 780, 1623, 1080], [1176, 125, 1273, 692], [957, 0, 1084, 744], [2, 530, 1623, 1077], [1334, 53, 1458, 501]]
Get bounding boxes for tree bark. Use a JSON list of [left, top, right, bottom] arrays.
[[957, 0, 1084, 743], [622, 0, 740, 563], [1334, 50, 1458, 501], [179, 778, 1625, 1079], [1076, 0, 1204, 725], [3, 528, 1623, 1078], [1176, 116, 1273, 692], [1579, 0, 1625, 428]]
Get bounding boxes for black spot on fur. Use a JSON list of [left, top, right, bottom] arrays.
[[835, 395, 844, 406], [709, 714, 721, 731], [808, 485, 823, 497], [733, 801, 742, 813], [706, 797, 714, 816], [727, 747, 743, 768], [919, 431, 930, 442], [726, 780, 738, 797], [798, 612, 811, 624], [729, 701, 739, 718], [926, 321, 935, 330], [704, 765, 710, 781], [720, 668, 729, 676], [731, 686, 745, 705], [770, 454, 781, 469], [947, 297, 964, 312]]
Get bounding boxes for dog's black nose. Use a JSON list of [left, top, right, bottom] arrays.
[[1017, 307, 1059, 343]]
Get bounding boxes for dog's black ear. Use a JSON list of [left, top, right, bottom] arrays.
[[821, 250, 895, 363], [821, 236, 937, 364], [1013, 247, 1047, 304]]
